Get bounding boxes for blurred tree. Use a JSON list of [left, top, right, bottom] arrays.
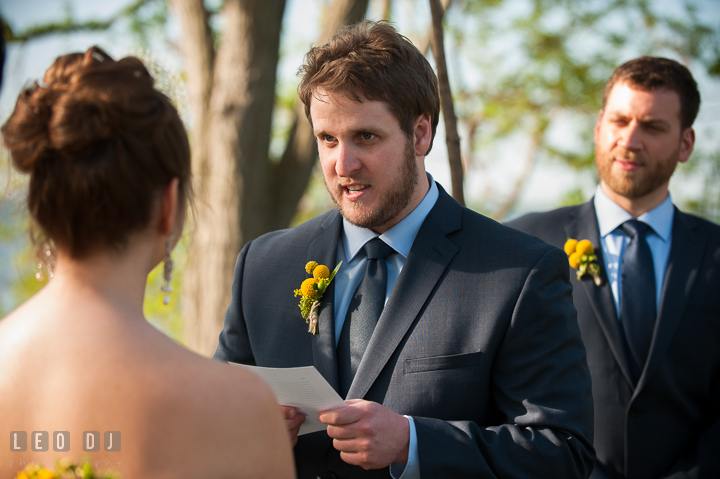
[[168, 0, 368, 355]]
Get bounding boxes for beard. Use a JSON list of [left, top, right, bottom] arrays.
[[596, 143, 681, 200], [326, 137, 418, 230]]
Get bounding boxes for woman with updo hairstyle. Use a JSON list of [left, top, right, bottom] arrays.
[[0, 47, 294, 479]]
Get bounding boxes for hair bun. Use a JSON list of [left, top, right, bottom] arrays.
[[1, 83, 58, 173], [2, 47, 154, 173], [1, 46, 190, 259]]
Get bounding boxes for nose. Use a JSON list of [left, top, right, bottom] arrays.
[[617, 121, 642, 150], [334, 142, 362, 177]]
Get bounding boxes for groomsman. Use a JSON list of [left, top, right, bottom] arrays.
[[510, 56, 720, 479]]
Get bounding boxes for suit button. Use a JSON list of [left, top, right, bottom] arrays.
[[629, 407, 641, 417], [322, 473, 338, 479]]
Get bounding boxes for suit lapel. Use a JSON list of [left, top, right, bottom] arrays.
[[568, 201, 636, 387], [307, 212, 343, 392], [637, 209, 703, 390], [348, 186, 461, 399]]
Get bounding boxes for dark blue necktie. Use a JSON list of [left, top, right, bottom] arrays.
[[620, 220, 657, 378], [337, 238, 394, 397]]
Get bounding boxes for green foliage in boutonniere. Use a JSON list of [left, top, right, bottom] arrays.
[[564, 238, 603, 286], [294, 261, 342, 335]]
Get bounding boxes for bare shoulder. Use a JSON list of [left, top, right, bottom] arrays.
[[141, 353, 295, 478]]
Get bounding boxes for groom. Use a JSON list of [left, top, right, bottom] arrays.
[[215, 20, 594, 479]]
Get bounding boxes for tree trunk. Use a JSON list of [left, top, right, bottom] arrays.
[[429, 0, 464, 205], [171, 0, 368, 356], [172, 0, 286, 356]]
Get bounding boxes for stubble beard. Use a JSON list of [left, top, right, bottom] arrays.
[[326, 137, 419, 230], [596, 144, 680, 200]]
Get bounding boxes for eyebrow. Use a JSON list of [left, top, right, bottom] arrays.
[[608, 112, 672, 128]]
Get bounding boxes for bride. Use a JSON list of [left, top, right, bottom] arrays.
[[0, 47, 294, 479]]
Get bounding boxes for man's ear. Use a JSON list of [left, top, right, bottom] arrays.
[[158, 178, 180, 236], [678, 127, 695, 164], [413, 114, 433, 157], [593, 110, 604, 146]]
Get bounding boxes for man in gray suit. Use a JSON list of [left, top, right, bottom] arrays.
[[510, 57, 720, 478], [215, 21, 594, 479]]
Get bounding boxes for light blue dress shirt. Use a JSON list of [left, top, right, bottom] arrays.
[[332, 174, 439, 479], [594, 185, 674, 319]]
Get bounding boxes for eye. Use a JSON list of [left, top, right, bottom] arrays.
[[360, 132, 375, 141], [645, 124, 665, 133], [322, 134, 336, 143]]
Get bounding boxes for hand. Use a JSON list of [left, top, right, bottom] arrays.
[[280, 405, 305, 447], [319, 399, 409, 470]]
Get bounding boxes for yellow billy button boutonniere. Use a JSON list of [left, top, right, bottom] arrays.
[[294, 260, 342, 335], [564, 238, 603, 286]]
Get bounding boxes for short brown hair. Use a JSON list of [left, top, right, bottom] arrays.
[[298, 20, 440, 153], [602, 56, 700, 130], [1, 46, 191, 258]]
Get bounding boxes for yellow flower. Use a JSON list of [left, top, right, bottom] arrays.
[[305, 261, 318, 274], [576, 239, 594, 256], [15, 473, 30, 479], [301, 278, 317, 297], [37, 470, 59, 479], [564, 239, 578, 256], [568, 251, 582, 269], [313, 265, 330, 279]]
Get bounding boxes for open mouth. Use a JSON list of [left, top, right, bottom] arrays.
[[614, 157, 643, 171], [340, 183, 370, 199]]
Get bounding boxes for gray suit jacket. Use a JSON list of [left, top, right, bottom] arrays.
[[509, 201, 720, 479], [216, 185, 595, 478]]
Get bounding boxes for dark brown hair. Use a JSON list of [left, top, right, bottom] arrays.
[[602, 56, 700, 130], [1, 46, 191, 258], [298, 20, 440, 153]]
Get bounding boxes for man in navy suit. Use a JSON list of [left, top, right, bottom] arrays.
[[216, 21, 594, 479], [510, 57, 720, 479]]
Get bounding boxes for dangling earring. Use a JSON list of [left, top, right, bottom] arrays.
[[161, 233, 175, 305], [35, 241, 56, 281]]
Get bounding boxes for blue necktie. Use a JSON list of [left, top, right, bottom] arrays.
[[337, 238, 394, 397], [620, 220, 657, 378]]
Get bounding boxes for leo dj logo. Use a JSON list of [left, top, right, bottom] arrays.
[[10, 431, 121, 452]]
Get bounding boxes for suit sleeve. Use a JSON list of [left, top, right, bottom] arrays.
[[214, 243, 256, 365], [413, 247, 596, 478]]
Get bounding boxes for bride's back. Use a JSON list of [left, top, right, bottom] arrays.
[[0, 48, 294, 479]]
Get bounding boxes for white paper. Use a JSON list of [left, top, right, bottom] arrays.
[[230, 363, 347, 435]]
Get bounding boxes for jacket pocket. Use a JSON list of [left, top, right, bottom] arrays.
[[403, 351, 482, 374]]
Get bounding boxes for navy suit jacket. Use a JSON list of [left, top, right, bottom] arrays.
[[509, 201, 720, 479], [216, 185, 595, 478]]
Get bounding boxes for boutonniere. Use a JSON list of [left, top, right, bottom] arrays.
[[564, 238, 603, 286], [294, 261, 342, 335]]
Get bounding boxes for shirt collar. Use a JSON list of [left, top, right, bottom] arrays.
[[342, 173, 440, 261], [594, 184, 674, 242]]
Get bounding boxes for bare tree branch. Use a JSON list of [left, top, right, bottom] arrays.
[[3, 0, 156, 42], [429, 0, 464, 205]]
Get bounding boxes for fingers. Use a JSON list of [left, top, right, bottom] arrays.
[[319, 400, 365, 425], [280, 405, 305, 447], [319, 400, 410, 469]]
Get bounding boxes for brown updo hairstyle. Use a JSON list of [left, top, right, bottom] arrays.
[[1, 46, 191, 258]]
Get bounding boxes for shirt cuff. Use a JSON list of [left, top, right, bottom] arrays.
[[389, 415, 420, 479]]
